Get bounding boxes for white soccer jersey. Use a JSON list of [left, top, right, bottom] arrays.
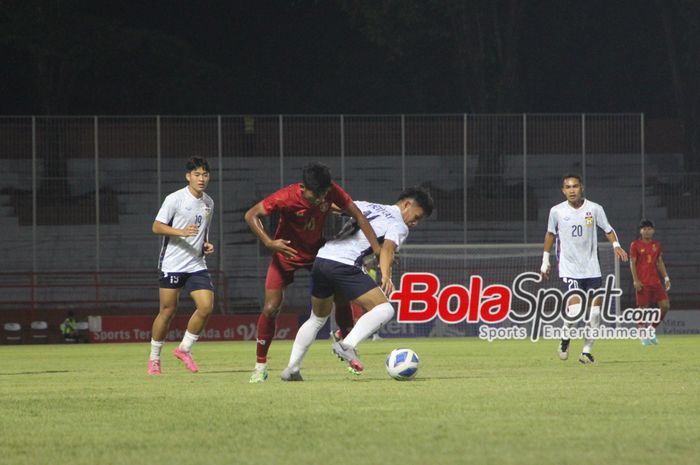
[[547, 199, 613, 279], [317, 201, 409, 267], [155, 186, 214, 273]]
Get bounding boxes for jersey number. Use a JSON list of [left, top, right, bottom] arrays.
[[195, 214, 203, 226], [571, 225, 583, 237]]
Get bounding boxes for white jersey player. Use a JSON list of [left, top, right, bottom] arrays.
[[280, 187, 434, 381], [540, 174, 628, 364], [147, 157, 216, 375]]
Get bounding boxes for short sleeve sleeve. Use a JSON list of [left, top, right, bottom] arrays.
[[385, 221, 410, 250], [155, 194, 177, 224], [328, 182, 353, 209], [546, 208, 558, 235], [595, 205, 613, 234], [261, 186, 291, 214], [629, 241, 638, 260]]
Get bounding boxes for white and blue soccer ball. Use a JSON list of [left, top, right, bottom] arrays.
[[385, 348, 419, 380]]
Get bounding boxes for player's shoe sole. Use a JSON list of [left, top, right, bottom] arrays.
[[578, 352, 595, 364], [331, 341, 364, 372], [174, 348, 199, 372], [280, 367, 304, 381], [558, 338, 570, 361]]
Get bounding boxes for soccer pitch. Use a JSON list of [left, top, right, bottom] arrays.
[[2, 337, 698, 465]]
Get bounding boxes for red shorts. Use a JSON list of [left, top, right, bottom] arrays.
[[265, 253, 313, 290], [635, 283, 668, 307]]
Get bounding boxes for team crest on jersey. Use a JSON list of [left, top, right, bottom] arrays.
[[204, 206, 212, 218], [296, 210, 307, 217], [585, 211, 593, 226], [652, 244, 657, 251]]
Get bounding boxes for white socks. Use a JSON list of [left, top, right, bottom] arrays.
[[343, 302, 394, 348], [178, 330, 199, 353], [150, 339, 164, 360], [582, 306, 601, 353], [287, 312, 329, 372]]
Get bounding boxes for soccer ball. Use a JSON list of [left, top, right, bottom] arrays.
[[385, 348, 419, 380]]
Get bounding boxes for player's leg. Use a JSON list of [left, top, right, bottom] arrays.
[[579, 293, 601, 364], [173, 281, 215, 373], [650, 286, 670, 344], [149, 285, 181, 374], [342, 288, 392, 349], [636, 287, 653, 346], [251, 256, 293, 383], [559, 279, 583, 361], [282, 296, 334, 381], [333, 294, 354, 340]]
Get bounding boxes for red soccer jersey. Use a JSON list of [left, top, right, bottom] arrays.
[[261, 182, 353, 265], [630, 239, 663, 286]]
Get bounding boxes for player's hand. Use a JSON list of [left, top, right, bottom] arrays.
[[540, 263, 550, 280], [203, 242, 215, 255], [380, 275, 395, 295], [633, 280, 643, 292], [664, 277, 671, 291], [267, 239, 298, 258], [181, 224, 199, 237], [614, 246, 628, 262]]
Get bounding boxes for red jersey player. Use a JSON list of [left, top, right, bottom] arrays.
[[245, 162, 380, 382], [629, 219, 671, 345]]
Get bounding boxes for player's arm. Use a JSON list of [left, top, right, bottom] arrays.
[[540, 232, 556, 279], [605, 230, 628, 262], [657, 256, 670, 290], [152, 220, 198, 237], [629, 245, 642, 291], [378, 239, 397, 295], [343, 202, 381, 256], [244, 201, 297, 258], [203, 226, 214, 255]]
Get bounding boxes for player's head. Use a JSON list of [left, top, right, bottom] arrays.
[[561, 173, 584, 204], [300, 162, 332, 205], [639, 219, 655, 240], [185, 156, 211, 195], [396, 186, 434, 228]]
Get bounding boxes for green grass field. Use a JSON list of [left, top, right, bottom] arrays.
[[1, 336, 698, 465]]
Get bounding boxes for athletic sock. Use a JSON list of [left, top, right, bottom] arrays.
[[178, 330, 199, 352], [288, 312, 328, 371], [582, 306, 601, 353], [334, 302, 354, 339], [150, 339, 165, 360], [343, 302, 394, 348], [256, 313, 277, 364]]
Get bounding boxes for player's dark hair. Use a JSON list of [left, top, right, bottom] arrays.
[[302, 162, 332, 194], [397, 186, 434, 217], [186, 157, 210, 173], [639, 219, 655, 229], [562, 173, 583, 186]]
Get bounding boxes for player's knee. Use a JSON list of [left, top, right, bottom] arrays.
[[158, 306, 177, 321], [262, 304, 281, 317], [565, 303, 582, 319], [197, 303, 214, 316]]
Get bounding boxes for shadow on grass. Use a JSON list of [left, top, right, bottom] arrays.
[[0, 370, 71, 376]]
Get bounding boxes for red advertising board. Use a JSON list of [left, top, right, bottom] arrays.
[[87, 314, 299, 343]]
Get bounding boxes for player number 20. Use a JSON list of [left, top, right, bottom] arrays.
[[571, 224, 583, 237]]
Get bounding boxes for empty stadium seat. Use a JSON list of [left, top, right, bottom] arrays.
[[3, 322, 22, 344], [30, 320, 49, 343]]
